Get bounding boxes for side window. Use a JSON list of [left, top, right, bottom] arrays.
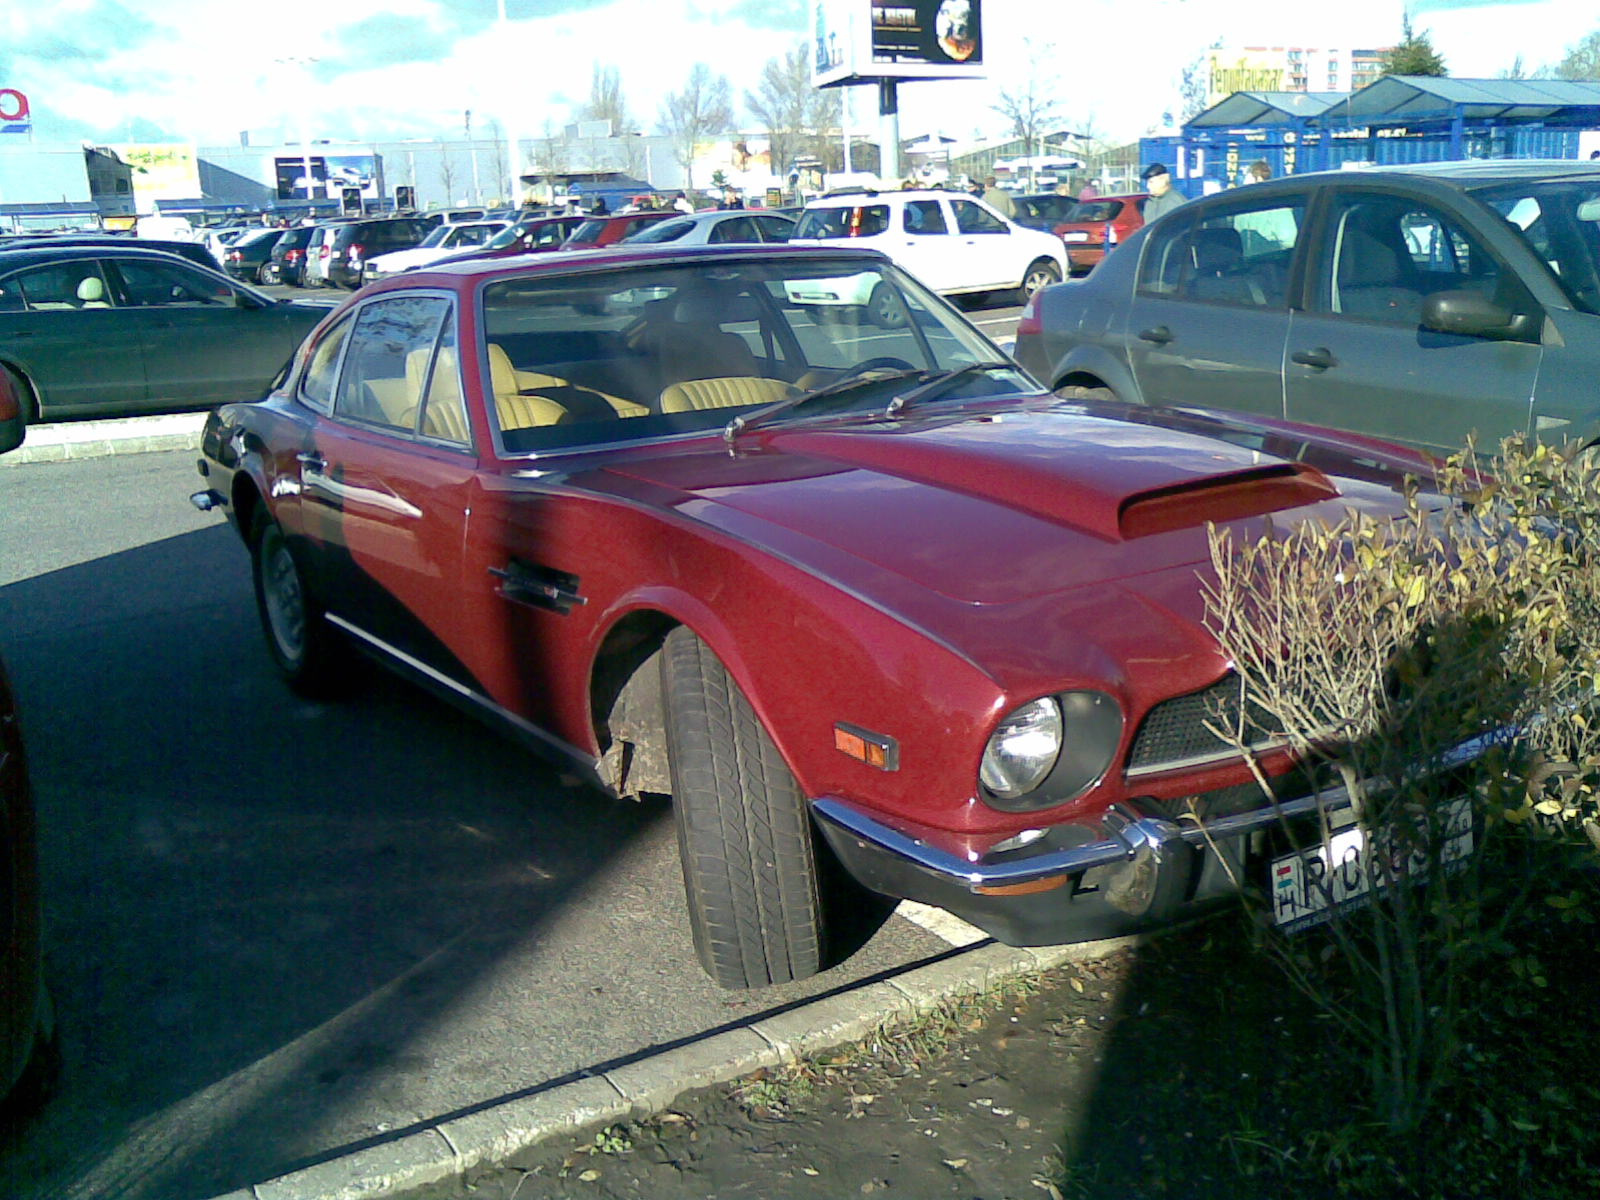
[[331, 295, 451, 432], [116, 259, 235, 307], [951, 200, 1007, 234], [415, 310, 471, 446], [754, 216, 794, 242], [1137, 200, 1303, 308], [1322, 195, 1509, 326], [6, 261, 114, 310], [904, 200, 947, 235], [709, 216, 758, 243], [298, 315, 352, 413], [855, 205, 890, 236]]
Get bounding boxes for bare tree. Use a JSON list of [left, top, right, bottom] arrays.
[[487, 118, 508, 205], [746, 43, 841, 184], [438, 155, 458, 204], [993, 44, 1064, 190], [660, 63, 734, 193], [1554, 28, 1600, 80], [579, 64, 635, 134]]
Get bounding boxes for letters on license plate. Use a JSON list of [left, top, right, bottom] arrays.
[[1270, 798, 1473, 934]]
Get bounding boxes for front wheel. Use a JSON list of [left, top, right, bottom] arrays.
[[250, 512, 345, 695], [1020, 259, 1063, 301], [661, 627, 825, 988], [867, 282, 908, 328]]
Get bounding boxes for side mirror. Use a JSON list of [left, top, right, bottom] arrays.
[[1422, 290, 1539, 342], [0, 373, 26, 455]]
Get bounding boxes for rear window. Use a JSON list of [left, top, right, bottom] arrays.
[[567, 219, 607, 245], [794, 205, 890, 239], [1068, 200, 1123, 223], [627, 218, 693, 244]]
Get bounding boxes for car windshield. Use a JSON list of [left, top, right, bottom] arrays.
[[566, 219, 607, 245], [482, 225, 526, 250], [624, 218, 694, 244], [1477, 178, 1600, 316], [417, 226, 454, 249], [479, 257, 1035, 456]]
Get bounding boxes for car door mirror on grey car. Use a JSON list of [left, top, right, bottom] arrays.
[[1422, 290, 1541, 343]]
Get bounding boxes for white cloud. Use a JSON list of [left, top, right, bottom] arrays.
[[4, 0, 1594, 154]]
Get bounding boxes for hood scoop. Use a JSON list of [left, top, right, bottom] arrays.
[[1116, 463, 1339, 540]]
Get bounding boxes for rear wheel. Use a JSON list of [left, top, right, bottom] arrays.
[[257, 262, 280, 286], [661, 627, 825, 988], [1020, 259, 1063, 301], [250, 511, 345, 695]]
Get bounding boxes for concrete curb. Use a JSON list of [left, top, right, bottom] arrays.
[[202, 933, 1143, 1200], [0, 413, 206, 465]]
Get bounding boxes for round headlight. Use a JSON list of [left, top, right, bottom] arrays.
[[980, 697, 1063, 800]]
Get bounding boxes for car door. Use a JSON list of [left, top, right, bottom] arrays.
[[1123, 191, 1306, 418], [296, 292, 484, 687], [107, 254, 311, 409], [946, 198, 1019, 291], [0, 259, 146, 415], [893, 198, 959, 291], [1284, 188, 1544, 454]]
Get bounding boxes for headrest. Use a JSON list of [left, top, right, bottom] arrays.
[[77, 276, 106, 302], [1337, 226, 1403, 286], [1189, 227, 1242, 274]]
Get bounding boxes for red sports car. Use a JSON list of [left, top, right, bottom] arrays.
[[190, 243, 1435, 988]]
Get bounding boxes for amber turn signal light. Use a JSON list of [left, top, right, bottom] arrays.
[[834, 722, 899, 771]]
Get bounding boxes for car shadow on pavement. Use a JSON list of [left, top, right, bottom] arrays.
[[0, 524, 921, 1200]]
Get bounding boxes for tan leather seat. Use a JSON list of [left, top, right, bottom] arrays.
[[659, 377, 798, 413], [487, 342, 567, 429], [405, 347, 471, 442], [503, 357, 650, 419]]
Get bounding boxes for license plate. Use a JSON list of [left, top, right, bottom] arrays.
[[1270, 798, 1473, 933], [1062, 231, 1090, 242]]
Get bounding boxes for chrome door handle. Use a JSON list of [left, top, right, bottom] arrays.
[[1138, 325, 1174, 345], [296, 452, 326, 472], [1290, 347, 1337, 370]]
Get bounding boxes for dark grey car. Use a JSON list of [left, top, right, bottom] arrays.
[[1014, 161, 1600, 456]]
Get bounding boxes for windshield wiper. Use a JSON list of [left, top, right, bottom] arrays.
[[884, 362, 1019, 417], [723, 366, 924, 448]]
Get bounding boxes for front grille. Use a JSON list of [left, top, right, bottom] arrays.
[[1126, 675, 1277, 775]]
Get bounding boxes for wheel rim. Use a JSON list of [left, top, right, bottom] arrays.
[[1023, 266, 1058, 297], [261, 528, 306, 664]]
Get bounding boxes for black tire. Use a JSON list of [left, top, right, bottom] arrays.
[[1, 364, 35, 426], [250, 511, 345, 695], [257, 262, 280, 286], [660, 627, 825, 988], [867, 281, 908, 328], [1020, 258, 1063, 301], [1056, 383, 1119, 404]]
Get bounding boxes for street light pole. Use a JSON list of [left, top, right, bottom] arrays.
[[498, 0, 519, 205]]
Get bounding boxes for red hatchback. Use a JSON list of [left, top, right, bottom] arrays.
[[190, 243, 1441, 990], [1053, 192, 1147, 275]]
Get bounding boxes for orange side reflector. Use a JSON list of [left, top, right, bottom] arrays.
[[974, 875, 1069, 896], [834, 722, 898, 771]]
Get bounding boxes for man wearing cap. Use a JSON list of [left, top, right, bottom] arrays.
[[1141, 163, 1186, 221]]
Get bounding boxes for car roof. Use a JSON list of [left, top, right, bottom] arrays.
[[388, 240, 894, 284], [805, 188, 964, 207], [0, 242, 218, 268], [1236, 159, 1600, 198]]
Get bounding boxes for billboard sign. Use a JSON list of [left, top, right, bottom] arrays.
[[274, 154, 379, 202], [1, 89, 32, 135], [112, 143, 202, 210], [814, 0, 983, 87]]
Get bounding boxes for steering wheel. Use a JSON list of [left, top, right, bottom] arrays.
[[835, 356, 917, 381]]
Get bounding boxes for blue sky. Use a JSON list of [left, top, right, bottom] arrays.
[[0, 0, 1594, 151]]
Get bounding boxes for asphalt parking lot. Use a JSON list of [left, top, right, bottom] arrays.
[[0, 296, 1048, 1200]]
